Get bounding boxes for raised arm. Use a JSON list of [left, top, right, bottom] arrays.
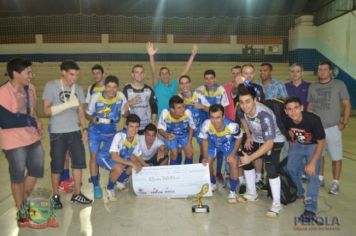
[[180, 44, 198, 77], [146, 42, 159, 86]]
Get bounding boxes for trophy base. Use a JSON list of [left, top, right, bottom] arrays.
[[192, 205, 210, 213]]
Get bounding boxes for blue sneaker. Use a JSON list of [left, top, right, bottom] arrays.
[[93, 185, 103, 199]]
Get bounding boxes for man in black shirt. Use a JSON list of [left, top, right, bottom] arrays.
[[284, 97, 325, 221]]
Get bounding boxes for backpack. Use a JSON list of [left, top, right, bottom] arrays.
[[267, 158, 297, 205], [28, 188, 58, 228], [263, 98, 289, 139]]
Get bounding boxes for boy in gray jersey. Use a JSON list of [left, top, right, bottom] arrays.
[[238, 84, 285, 217]]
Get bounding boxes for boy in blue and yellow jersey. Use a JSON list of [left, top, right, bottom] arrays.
[[199, 104, 243, 203], [100, 114, 146, 201], [86, 75, 129, 199], [158, 96, 196, 165], [197, 70, 230, 183], [178, 75, 210, 162]]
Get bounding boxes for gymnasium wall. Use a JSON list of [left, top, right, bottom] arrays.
[[289, 13, 356, 107]]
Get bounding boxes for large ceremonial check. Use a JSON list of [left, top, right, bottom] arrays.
[[132, 163, 213, 198]]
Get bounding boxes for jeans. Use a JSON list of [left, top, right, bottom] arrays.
[[287, 143, 321, 213]]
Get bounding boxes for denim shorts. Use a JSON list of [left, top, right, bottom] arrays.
[[3, 141, 44, 183]]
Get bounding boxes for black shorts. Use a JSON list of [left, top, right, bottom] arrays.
[[49, 131, 86, 173], [144, 153, 168, 166]]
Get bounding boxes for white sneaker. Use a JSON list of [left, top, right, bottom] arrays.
[[106, 188, 117, 201], [266, 202, 282, 217], [211, 183, 217, 192], [242, 193, 258, 201], [115, 181, 128, 191], [328, 182, 339, 195], [227, 191, 237, 204]]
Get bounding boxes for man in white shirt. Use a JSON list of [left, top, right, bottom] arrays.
[[139, 123, 169, 166]]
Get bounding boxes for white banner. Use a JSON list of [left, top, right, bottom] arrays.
[[132, 163, 212, 198]]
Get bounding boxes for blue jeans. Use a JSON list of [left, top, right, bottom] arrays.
[[287, 143, 321, 213]]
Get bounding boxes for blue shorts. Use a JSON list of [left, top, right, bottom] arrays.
[[164, 135, 189, 151], [207, 145, 239, 160], [97, 156, 117, 171], [88, 128, 115, 154]]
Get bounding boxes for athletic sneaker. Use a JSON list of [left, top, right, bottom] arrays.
[[238, 184, 246, 194], [115, 181, 128, 191], [70, 192, 93, 205], [266, 202, 283, 217], [329, 182, 339, 195], [211, 183, 217, 192], [93, 185, 103, 199], [17, 214, 30, 228], [256, 180, 265, 190], [106, 188, 117, 201], [299, 210, 323, 225], [227, 191, 237, 204], [17, 200, 30, 227], [242, 193, 258, 201], [51, 194, 63, 209], [58, 179, 74, 193]]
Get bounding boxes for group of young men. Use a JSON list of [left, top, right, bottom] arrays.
[[0, 42, 351, 227]]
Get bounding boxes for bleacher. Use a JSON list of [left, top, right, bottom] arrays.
[[0, 61, 316, 117]]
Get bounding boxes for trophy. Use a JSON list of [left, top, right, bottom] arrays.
[[192, 184, 210, 213], [96, 106, 112, 124]]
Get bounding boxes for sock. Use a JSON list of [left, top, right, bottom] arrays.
[[230, 178, 239, 192], [184, 157, 193, 164], [216, 152, 223, 175], [211, 176, 216, 185], [269, 177, 281, 205], [239, 176, 245, 184], [60, 169, 70, 182], [118, 172, 128, 183], [256, 173, 262, 182], [170, 159, 179, 165], [91, 175, 99, 186], [319, 175, 324, 181], [177, 152, 182, 164], [333, 179, 339, 184], [107, 180, 116, 190], [244, 169, 257, 196]]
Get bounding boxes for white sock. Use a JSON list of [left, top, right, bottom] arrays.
[[239, 176, 245, 184], [333, 179, 339, 184], [319, 176, 324, 181], [256, 173, 262, 182], [269, 177, 281, 205], [244, 169, 257, 196]]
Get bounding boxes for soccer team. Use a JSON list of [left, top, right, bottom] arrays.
[[0, 43, 351, 227]]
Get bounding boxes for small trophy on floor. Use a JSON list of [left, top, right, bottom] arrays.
[[192, 184, 210, 213]]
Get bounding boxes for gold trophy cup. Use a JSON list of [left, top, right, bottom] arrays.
[[97, 106, 112, 124], [192, 184, 210, 213]]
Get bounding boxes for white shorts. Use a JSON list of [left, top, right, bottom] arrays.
[[324, 126, 343, 161]]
